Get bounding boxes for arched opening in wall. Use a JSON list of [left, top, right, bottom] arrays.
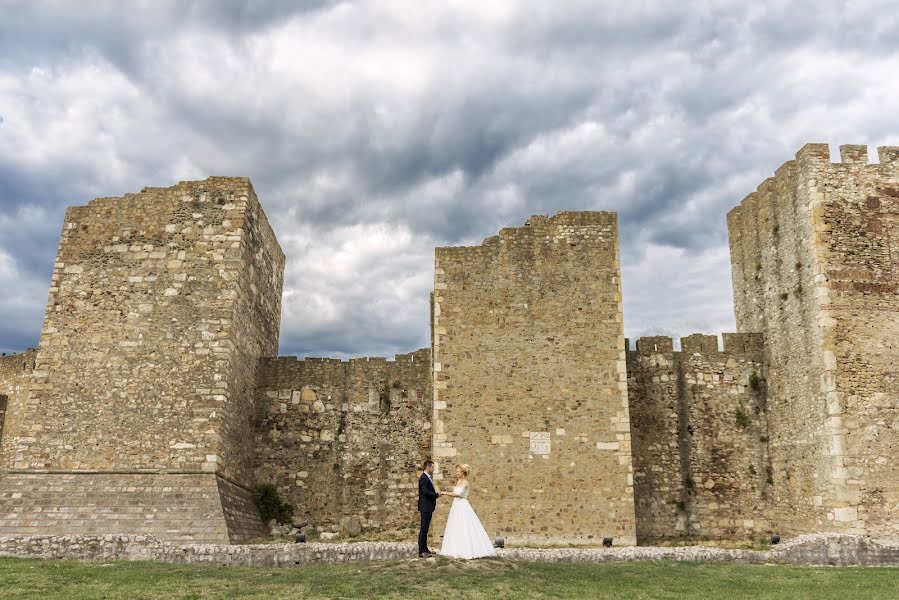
[[0, 394, 8, 444]]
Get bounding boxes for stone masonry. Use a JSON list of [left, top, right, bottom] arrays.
[[254, 349, 432, 533], [0, 349, 36, 449], [728, 143, 899, 540], [0, 178, 284, 543], [431, 213, 637, 545], [1, 143, 898, 548], [627, 333, 769, 543]]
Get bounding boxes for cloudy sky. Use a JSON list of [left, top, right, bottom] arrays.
[[2, 1, 898, 357]]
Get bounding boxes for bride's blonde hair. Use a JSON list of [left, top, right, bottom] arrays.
[[454, 463, 470, 477]]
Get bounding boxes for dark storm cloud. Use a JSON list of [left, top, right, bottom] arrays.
[[2, 1, 899, 357]]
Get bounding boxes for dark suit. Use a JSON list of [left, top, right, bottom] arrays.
[[417, 472, 439, 553]]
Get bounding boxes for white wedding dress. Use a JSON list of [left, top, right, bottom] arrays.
[[439, 483, 497, 559]]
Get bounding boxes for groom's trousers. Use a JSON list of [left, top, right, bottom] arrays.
[[418, 510, 433, 553]]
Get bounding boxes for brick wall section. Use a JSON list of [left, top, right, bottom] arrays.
[[728, 143, 899, 539], [217, 476, 272, 542], [254, 349, 431, 532], [0, 178, 282, 542], [0, 473, 235, 543], [628, 333, 770, 542], [432, 213, 636, 545], [0, 349, 36, 466]]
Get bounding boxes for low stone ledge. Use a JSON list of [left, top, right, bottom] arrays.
[[0, 533, 897, 567]]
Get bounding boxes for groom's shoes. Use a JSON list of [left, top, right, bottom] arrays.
[[419, 551, 434, 558]]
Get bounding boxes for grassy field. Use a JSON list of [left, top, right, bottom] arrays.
[[0, 556, 896, 599]]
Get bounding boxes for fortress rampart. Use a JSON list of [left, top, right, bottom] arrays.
[[627, 333, 767, 542], [729, 143, 899, 539], [0, 349, 36, 449], [0, 143, 897, 545], [254, 349, 431, 532]]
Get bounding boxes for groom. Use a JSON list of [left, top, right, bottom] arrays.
[[417, 459, 439, 558]]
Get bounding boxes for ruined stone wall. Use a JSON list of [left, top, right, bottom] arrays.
[[728, 144, 899, 539], [254, 349, 431, 533], [0, 350, 35, 455], [627, 333, 770, 542], [432, 213, 636, 545], [0, 177, 283, 543]]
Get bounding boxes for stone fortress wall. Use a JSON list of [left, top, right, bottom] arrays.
[[0, 142, 897, 546], [626, 333, 768, 543], [254, 349, 432, 533], [431, 213, 637, 545], [728, 143, 899, 540], [0, 349, 36, 448], [0, 178, 284, 543]]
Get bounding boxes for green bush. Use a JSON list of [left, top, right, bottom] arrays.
[[735, 406, 751, 429], [748, 371, 763, 391], [254, 484, 295, 524]]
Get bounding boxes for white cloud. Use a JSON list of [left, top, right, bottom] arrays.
[[1, 1, 899, 356]]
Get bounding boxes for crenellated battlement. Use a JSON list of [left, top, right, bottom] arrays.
[[629, 333, 763, 355], [729, 142, 899, 223], [794, 142, 899, 166], [261, 349, 429, 368]]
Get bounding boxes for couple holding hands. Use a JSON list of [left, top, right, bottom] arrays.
[[417, 460, 496, 560]]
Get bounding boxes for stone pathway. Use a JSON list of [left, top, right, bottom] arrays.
[[1, 533, 897, 567]]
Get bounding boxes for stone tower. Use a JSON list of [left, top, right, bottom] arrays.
[[0, 177, 284, 543], [432, 212, 636, 545], [728, 144, 899, 538]]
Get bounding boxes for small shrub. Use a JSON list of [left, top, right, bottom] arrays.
[[254, 484, 295, 524], [748, 371, 764, 391], [765, 466, 775, 486], [748, 464, 756, 476], [735, 405, 751, 429]]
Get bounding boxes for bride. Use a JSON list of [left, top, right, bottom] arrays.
[[438, 464, 497, 559]]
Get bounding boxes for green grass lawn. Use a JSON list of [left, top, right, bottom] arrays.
[[0, 556, 896, 599]]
